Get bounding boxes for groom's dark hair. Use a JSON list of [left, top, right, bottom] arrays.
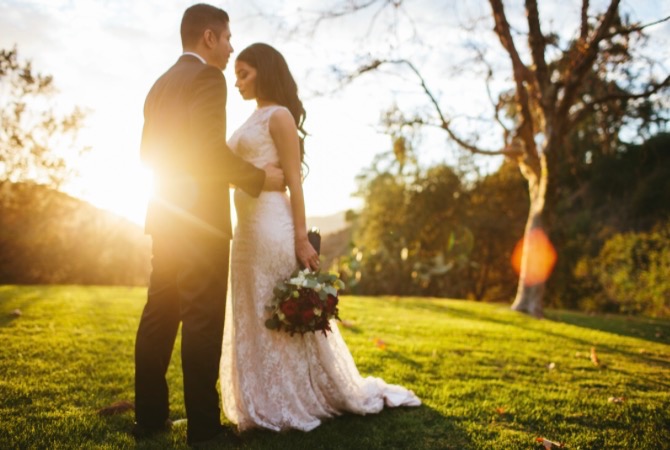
[[180, 4, 230, 48]]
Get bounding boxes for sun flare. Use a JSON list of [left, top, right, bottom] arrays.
[[66, 161, 154, 227]]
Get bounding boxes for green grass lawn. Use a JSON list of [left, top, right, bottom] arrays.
[[0, 285, 668, 449]]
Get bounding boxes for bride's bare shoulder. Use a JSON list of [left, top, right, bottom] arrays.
[[268, 106, 296, 133]]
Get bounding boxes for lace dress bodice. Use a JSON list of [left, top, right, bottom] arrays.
[[220, 105, 420, 432], [228, 105, 281, 167]]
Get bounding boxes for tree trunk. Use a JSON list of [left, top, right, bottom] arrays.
[[511, 210, 546, 317], [511, 153, 550, 318]]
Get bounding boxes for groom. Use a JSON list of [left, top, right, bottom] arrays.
[[134, 4, 284, 445]]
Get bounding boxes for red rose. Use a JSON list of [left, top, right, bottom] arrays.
[[302, 309, 315, 323], [326, 295, 338, 312], [280, 299, 299, 316], [300, 289, 320, 306]]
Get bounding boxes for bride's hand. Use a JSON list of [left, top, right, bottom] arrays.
[[296, 237, 320, 271]]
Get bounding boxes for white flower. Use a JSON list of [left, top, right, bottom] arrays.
[[289, 272, 306, 285], [314, 283, 322, 292]]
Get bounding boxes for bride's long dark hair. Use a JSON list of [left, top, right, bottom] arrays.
[[236, 43, 307, 162]]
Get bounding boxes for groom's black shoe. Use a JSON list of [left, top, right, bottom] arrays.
[[131, 419, 173, 440]]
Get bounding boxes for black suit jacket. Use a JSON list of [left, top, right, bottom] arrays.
[[141, 54, 265, 240]]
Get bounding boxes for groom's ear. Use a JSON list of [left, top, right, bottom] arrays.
[[203, 29, 217, 48]]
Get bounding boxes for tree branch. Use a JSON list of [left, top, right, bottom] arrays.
[[485, 68, 513, 142], [569, 74, 670, 128], [580, 0, 590, 40], [398, 59, 511, 156], [489, 0, 539, 165], [307, 0, 380, 21], [472, 46, 512, 140], [350, 58, 514, 156], [557, 0, 621, 125], [603, 15, 670, 39], [525, 0, 550, 101]]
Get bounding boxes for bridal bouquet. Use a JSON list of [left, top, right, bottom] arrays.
[[265, 269, 345, 336]]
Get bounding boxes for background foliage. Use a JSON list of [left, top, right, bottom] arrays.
[[332, 132, 670, 317]]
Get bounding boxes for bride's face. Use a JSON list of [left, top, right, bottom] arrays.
[[234, 60, 258, 100]]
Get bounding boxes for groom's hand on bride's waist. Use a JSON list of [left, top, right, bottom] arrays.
[[262, 163, 286, 191]]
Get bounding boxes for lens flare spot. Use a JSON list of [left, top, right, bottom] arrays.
[[511, 229, 557, 286]]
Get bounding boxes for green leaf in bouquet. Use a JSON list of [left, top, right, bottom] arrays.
[[318, 290, 328, 301], [265, 316, 280, 330], [316, 273, 330, 283], [303, 279, 318, 289], [323, 286, 338, 297]]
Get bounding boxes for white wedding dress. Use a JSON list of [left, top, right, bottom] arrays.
[[220, 105, 420, 432]]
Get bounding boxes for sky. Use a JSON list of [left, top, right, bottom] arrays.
[[1, 0, 668, 226]]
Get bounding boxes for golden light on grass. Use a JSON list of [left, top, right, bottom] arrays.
[[511, 229, 557, 286]]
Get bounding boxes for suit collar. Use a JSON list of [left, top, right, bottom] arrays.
[[179, 52, 206, 64]]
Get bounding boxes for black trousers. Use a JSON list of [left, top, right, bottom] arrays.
[[134, 233, 229, 443]]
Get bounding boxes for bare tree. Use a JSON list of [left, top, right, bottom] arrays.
[[289, 0, 669, 316]]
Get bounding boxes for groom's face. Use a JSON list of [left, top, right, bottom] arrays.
[[209, 23, 233, 70]]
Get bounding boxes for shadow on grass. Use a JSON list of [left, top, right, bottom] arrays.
[[0, 286, 48, 327], [130, 404, 471, 449], [408, 298, 670, 378], [235, 404, 472, 450], [370, 296, 669, 346], [544, 309, 670, 345], [427, 298, 670, 349]]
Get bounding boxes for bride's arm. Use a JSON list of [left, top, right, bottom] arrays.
[[270, 108, 320, 271]]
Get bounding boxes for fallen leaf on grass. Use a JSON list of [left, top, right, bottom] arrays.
[[536, 437, 565, 448], [372, 338, 386, 350], [495, 407, 506, 415], [9, 309, 22, 317], [590, 346, 600, 366], [547, 362, 556, 370], [97, 400, 134, 416], [340, 320, 356, 328], [608, 396, 625, 403]]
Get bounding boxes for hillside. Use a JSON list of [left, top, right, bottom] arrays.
[[0, 182, 150, 285], [307, 210, 348, 236], [0, 182, 356, 286]]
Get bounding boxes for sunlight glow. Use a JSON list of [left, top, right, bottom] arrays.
[[511, 229, 557, 286], [65, 162, 153, 226]]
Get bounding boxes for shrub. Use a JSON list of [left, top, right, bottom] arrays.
[[575, 222, 670, 317]]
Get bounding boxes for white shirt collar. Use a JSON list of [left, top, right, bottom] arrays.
[[182, 51, 206, 64]]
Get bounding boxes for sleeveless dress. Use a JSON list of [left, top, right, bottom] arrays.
[[220, 105, 420, 432]]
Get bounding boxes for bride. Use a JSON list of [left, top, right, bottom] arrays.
[[220, 43, 420, 432]]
